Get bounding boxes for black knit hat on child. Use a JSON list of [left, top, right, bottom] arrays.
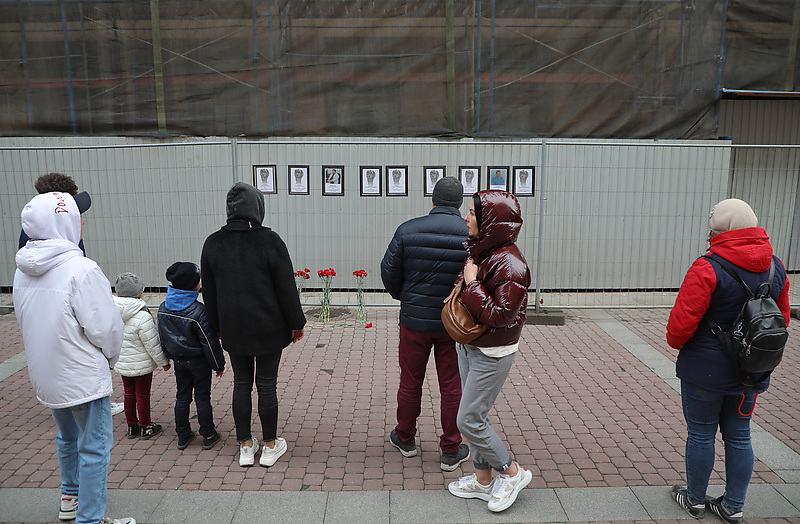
[[115, 272, 144, 298], [166, 262, 201, 291]]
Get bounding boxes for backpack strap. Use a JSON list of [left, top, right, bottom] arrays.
[[703, 252, 754, 298], [704, 252, 776, 298]]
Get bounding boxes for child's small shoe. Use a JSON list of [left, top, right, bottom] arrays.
[[140, 423, 163, 440], [202, 430, 222, 450], [177, 430, 196, 450], [126, 425, 140, 439]]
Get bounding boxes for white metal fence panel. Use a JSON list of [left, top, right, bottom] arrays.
[[3, 137, 797, 308], [1, 141, 232, 288], [534, 140, 730, 308], [728, 146, 800, 265]]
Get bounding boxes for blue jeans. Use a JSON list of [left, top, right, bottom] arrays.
[[51, 396, 113, 524], [174, 358, 216, 438], [681, 380, 757, 512]]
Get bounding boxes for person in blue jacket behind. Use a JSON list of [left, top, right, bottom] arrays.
[[381, 176, 471, 472]]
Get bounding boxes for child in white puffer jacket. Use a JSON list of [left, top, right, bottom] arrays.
[[113, 273, 171, 440]]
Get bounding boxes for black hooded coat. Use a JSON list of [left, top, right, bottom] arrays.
[[200, 182, 306, 355]]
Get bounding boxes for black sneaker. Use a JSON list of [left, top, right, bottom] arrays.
[[671, 485, 705, 519], [202, 430, 222, 450], [177, 430, 196, 450], [140, 423, 163, 440], [441, 443, 470, 471], [389, 429, 417, 457], [707, 496, 743, 524], [126, 425, 139, 439]]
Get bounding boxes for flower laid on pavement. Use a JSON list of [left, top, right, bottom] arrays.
[[317, 268, 336, 323], [353, 269, 368, 324], [294, 268, 311, 296]]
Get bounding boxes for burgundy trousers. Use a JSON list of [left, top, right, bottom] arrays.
[[121, 372, 153, 427], [395, 324, 463, 453]]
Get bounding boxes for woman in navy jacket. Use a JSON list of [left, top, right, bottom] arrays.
[[667, 198, 790, 523]]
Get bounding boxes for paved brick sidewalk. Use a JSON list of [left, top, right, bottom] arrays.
[[0, 306, 799, 523]]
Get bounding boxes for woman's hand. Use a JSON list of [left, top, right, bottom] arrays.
[[464, 260, 478, 284]]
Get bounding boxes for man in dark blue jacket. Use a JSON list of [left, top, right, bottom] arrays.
[[381, 176, 470, 471]]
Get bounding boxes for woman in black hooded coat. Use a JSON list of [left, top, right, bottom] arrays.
[[201, 182, 306, 467]]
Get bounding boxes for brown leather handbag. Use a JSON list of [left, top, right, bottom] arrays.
[[441, 278, 489, 344]]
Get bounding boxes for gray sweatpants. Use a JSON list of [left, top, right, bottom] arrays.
[[455, 343, 515, 472]]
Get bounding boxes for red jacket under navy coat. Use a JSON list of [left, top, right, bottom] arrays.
[[461, 191, 531, 347], [666, 227, 790, 393]]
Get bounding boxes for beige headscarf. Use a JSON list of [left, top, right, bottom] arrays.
[[708, 198, 758, 240]]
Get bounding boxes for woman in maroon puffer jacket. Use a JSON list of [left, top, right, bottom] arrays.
[[447, 190, 533, 513]]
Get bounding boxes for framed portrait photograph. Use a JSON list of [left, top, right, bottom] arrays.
[[459, 166, 480, 195], [488, 166, 509, 191], [323, 165, 344, 196], [386, 165, 408, 196], [359, 166, 382, 196], [253, 165, 277, 194], [513, 166, 535, 196], [288, 165, 309, 195], [424, 166, 446, 196]]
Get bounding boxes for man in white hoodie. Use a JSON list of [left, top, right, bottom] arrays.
[[13, 192, 134, 524]]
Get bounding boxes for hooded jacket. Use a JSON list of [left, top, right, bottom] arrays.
[[113, 296, 168, 377], [380, 205, 468, 331], [201, 182, 306, 355], [13, 192, 123, 409], [667, 227, 790, 392], [461, 191, 531, 347]]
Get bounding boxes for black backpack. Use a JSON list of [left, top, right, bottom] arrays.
[[703, 253, 788, 385]]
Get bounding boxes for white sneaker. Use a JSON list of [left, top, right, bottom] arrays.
[[487, 464, 532, 512], [100, 518, 136, 524], [448, 473, 494, 501], [110, 402, 124, 416], [59, 495, 78, 520], [259, 437, 287, 467], [239, 437, 260, 467]]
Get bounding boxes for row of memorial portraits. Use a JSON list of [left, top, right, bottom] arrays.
[[253, 165, 536, 197]]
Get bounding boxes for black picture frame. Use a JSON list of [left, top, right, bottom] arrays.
[[512, 166, 535, 196], [386, 165, 408, 196], [288, 165, 309, 195], [323, 165, 344, 196], [253, 165, 277, 194], [424, 166, 446, 196], [458, 166, 481, 195], [359, 166, 382, 196], [487, 166, 509, 191]]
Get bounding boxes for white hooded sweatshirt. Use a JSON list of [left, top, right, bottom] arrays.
[[13, 192, 123, 409]]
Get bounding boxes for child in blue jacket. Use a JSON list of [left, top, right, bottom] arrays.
[[157, 262, 225, 450]]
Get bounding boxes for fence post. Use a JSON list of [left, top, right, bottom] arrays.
[[534, 139, 547, 313], [231, 137, 238, 184]]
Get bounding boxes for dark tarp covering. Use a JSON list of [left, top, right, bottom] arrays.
[[1, 0, 798, 139]]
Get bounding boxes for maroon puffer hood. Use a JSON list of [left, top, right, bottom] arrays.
[[466, 190, 523, 263]]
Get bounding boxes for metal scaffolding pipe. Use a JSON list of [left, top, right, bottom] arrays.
[[149, 0, 167, 132], [60, 0, 77, 134]]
